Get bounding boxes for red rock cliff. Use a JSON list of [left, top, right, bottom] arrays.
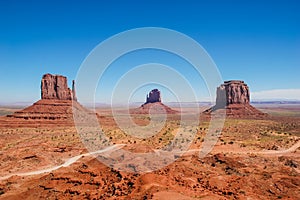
[[215, 80, 250, 108], [145, 89, 161, 104], [41, 74, 76, 101], [204, 80, 266, 117]]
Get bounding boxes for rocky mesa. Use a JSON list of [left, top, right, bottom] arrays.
[[204, 80, 266, 117], [6, 73, 87, 123]]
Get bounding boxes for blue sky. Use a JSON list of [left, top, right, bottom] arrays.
[[0, 0, 299, 103]]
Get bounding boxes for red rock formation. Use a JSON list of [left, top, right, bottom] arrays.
[[204, 80, 266, 117], [145, 89, 161, 104], [9, 99, 87, 121], [41, 74, 73, 100], [72, 80, 77, 101], [215, 80, 250, 108], [6, 74, 88, 123], [132, 89, 178, 114], [132, 102, 179, 114]]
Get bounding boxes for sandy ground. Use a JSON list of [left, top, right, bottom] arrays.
[[0, 105, 299, 199]]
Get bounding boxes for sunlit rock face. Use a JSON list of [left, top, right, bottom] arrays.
[[215, 80, 250, 108], [41, 73, 77, 101], [204, 80, 266, 118]]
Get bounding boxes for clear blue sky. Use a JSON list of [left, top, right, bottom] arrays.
[[0, 0, 299, 103]]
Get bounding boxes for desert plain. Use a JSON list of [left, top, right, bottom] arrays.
[[0, 102, 299, 200]]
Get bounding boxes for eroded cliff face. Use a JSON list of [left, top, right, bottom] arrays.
[[204, 80, 266, 117], [41, 74, 73, 100], [216, 80, 250, 108], [145, 89, 161, 104], [6, 74, 84, 121]]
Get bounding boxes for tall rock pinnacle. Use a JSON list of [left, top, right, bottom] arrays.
[[72, 80, 77, 101]]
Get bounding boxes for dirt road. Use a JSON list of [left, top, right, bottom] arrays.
[[0, 141, 299, 181]]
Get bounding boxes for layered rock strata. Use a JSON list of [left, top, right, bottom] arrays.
[[7, 74, 90, 123], [204, 80, 266, 117]]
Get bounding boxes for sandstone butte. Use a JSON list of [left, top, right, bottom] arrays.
[[6, 77, 266, 121], [131, 89, 179, 114], [7, 73, 89, 123], [204, 80, 266, 117]]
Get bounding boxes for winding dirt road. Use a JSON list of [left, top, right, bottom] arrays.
[[0, 144, 125, 181], [0, 141, 299, 181]]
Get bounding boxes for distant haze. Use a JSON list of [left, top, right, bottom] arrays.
[[251, 89, 300, 101]]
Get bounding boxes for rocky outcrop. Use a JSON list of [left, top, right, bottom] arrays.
[[9, 99, 86, 121], [215, 80, 250, 108], [132, 89, 178, 114], [41, 74, 76, 101], [204, 80, 266, 118], [132, 102, 179, 114], [7, 73, 90, 123], [72, 80, 77, 101], [145, 89, 161, 104]]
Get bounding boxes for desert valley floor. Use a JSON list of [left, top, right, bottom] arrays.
[[0, 104, 299, 199]]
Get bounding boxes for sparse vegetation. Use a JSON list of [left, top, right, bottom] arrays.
[[0, 105, 299, 199]]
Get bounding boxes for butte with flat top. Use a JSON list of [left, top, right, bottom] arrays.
[[204, 80, 266, 117]]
